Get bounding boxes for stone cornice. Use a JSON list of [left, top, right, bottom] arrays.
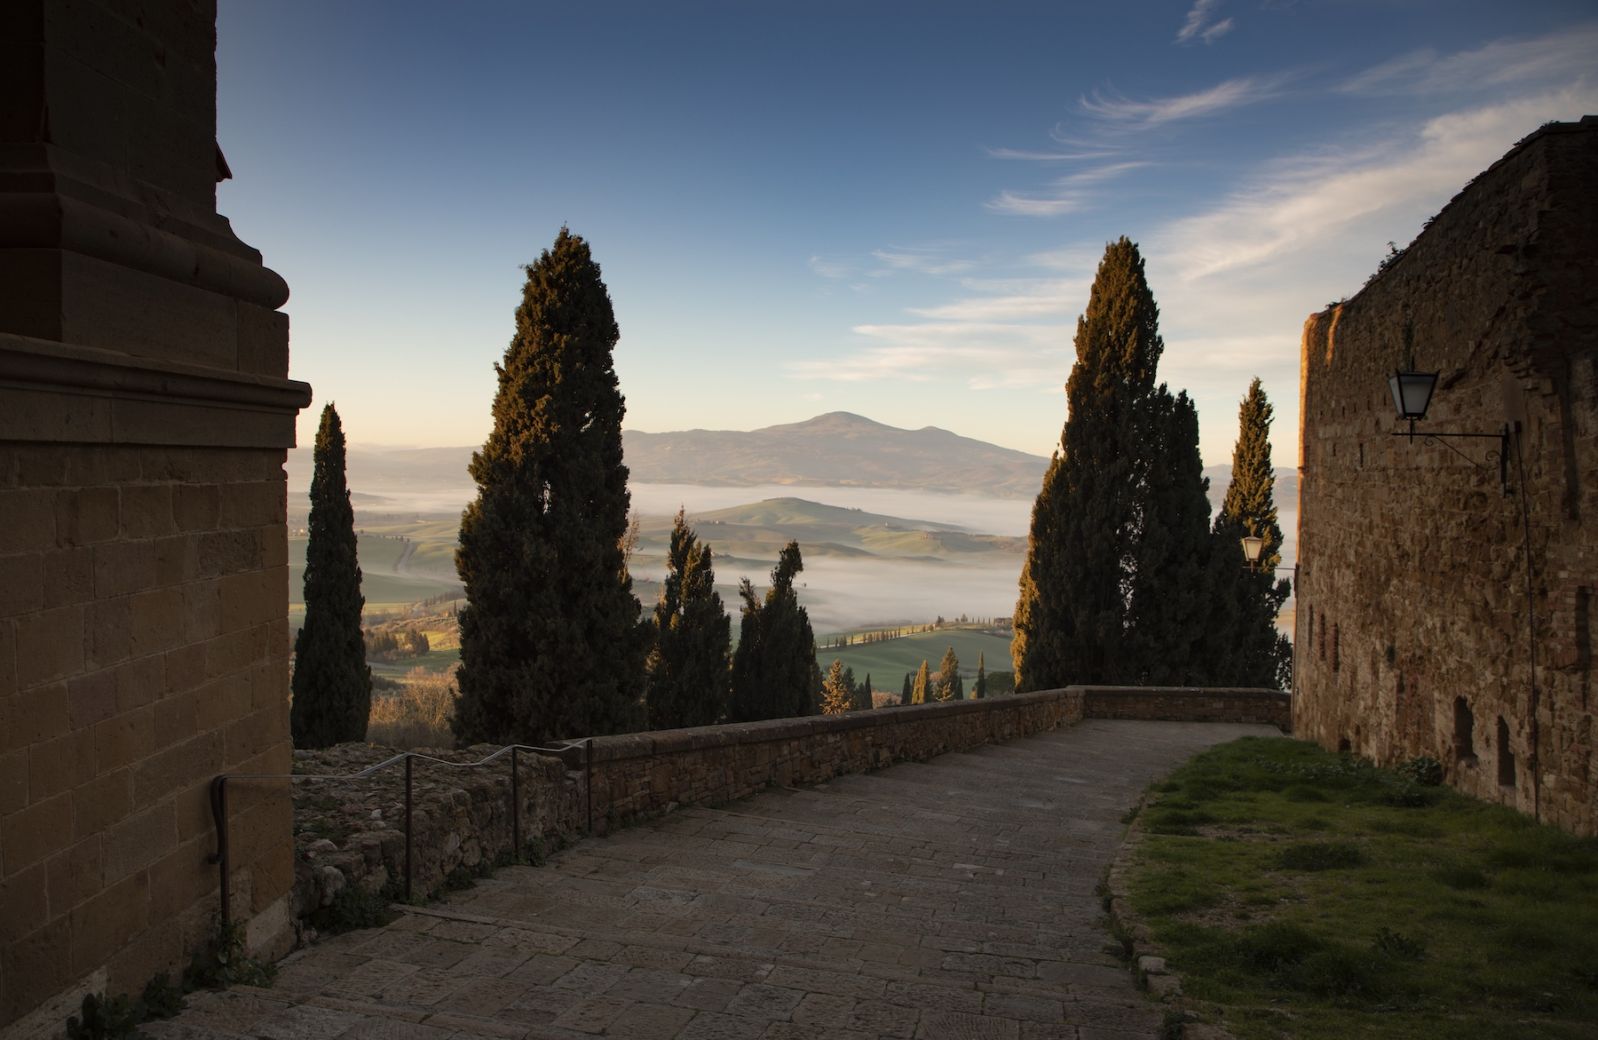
[[0, 333, 311, 447]]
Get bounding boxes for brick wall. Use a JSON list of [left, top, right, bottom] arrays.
[[1295, 117, 1598, 836], [0, 2, 311, 1031]]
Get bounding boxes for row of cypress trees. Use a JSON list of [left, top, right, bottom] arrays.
[[1011, 238, 1290, 692]]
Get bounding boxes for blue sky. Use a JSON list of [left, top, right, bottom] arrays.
[[217, 0, 1598, 470]]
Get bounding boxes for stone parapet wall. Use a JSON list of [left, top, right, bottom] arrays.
[[586, 690, 1083, 830], [1079, 686, 1291, 729], [1295, 117, 1598, 836]]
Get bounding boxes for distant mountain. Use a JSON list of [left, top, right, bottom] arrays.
[[286, 412, 1050, 502], [622, 412, 1049, 496]]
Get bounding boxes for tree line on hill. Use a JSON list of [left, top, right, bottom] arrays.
[[289, 229, 1291, 751]]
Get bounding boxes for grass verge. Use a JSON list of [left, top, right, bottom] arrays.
[[1124, 736, 1598, 1040]]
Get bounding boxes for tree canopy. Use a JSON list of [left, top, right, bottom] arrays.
[[453, 229, 647, 746], [646, 510, 730, 730], [729, 541, 818, 721]]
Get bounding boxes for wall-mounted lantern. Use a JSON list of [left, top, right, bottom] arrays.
[[1240, 535, 1265, 568], [1388, 369, 1509, 492]]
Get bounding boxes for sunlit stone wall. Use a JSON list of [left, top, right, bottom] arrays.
[[1295, 117, 1598, 835]]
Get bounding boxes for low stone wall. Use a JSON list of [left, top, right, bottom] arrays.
[[281, 685, 1288, 937], [586, 688, 1083, 831], [287, 743, 582, 935], [1079, 686, 1291, 730]]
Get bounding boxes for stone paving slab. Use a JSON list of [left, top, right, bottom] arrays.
[[146, 720, 1276, 1040]]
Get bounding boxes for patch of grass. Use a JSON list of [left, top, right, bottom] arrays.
[[1126, 737, 1598, 1039], [307, 881, 399, 935]]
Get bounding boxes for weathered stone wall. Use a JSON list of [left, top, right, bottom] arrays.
[[1295, 117, 1598, 835], [288, 744, 583, 934], [586, 691, 1084, 830], [1080, 687, 1291, 729], [0, 2, 310, 1032]]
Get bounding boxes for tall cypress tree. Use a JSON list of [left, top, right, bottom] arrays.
[[1013, 238, 1165, 691], [936, 645, 962, 701], [1126, 391, 1216, 685], [729, 541, 817, 721], [453, 229, 646, 746], [973, 653, 987, 699], [646, 510, 730, 730], [901, 672, 913, 705], [820, 659, 853, 715], [1213, 378, 1293, 688], [910, 660, 930, 705], [855, 673, 873, 711], [291, 404, 371, 748]]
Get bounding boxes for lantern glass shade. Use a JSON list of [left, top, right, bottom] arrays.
[[1389, 370, 1438, 421], [1240, 535, 1265, 564]]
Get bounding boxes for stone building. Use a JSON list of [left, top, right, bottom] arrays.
[[1294, 117, 1598, 836], [1, 1, 310, 1032]]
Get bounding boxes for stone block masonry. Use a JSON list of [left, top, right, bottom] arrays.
[[1295, 117, 1598, 836], [0, 1, 311, 1033]]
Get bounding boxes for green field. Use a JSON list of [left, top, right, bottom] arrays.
[[288, 532, 463, 617], [814, 628, 1013, 686]]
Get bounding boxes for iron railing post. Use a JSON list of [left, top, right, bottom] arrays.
[[510, 746, 521, 860], [403, 754, 414, 902], [208, 776, 230, 933], [585, 738, 594, 835]]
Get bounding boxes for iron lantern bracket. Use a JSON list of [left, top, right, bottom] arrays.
[[1393, 422, 1510, 493]]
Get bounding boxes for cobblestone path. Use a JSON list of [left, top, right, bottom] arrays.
[[150, 720, 1278, 1040]]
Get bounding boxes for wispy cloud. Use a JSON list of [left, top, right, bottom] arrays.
[[1080, 77, 1279, 129], [986, 161, 1150, 217], [985, 146, 1121, 161], [786, 326, 1069, 388], [808, 255, 852, 279], [907, 278, 1085, 321], [1176, 0, 1234, 45], [1157, 85, 1598, 281], [870, 247, 977, 277], [1340, 23, 1598, 95]]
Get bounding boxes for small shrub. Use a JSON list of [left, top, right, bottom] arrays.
[[367, 666, 458, 749], [1233, 922, 1324, 975], [308, 881, 398, 935], [1278, 842, 1366, 871], [1372, 927, 1426, 962], [1289, 946, 1386, 998], [139, 974, 185, 1020], [1283, 785, 1328, 803], [184, 922, 276, 990], [1396, 755, 1444, 786], [66, 993, 143, 1040]]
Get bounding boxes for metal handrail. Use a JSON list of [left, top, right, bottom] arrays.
[[208, 739, 593, 934]]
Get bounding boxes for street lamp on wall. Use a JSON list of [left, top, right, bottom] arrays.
[[1240, 535, 1265, 568], [1388, 369, 1509, 492]]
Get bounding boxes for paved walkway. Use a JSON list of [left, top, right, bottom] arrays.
[[150, 720, 1277, 1040]]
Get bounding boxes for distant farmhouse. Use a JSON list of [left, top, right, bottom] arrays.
[[1295, 116, 1598, 836]]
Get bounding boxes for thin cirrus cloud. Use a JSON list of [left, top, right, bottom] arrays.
[[1339, 23, 1598, 96], [869, 248, 978, 277], [985, 160, 1150, 217], [1176, 0, 1234, 46], [1080, 76, 1279, 129], [1157, 84, 1598, 282]]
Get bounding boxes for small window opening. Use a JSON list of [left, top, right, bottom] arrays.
[[1496, 717, 1516, 788], [1453, 697, 1475, 760], [1337, 737, 1352, 754]]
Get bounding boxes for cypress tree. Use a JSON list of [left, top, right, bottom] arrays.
[[911, 660, 930, 704], [820, 659, 853, 715], [856, 672, 873, 711], [453, 229, 646, 746], [973, 653, 987, 699], [729, 541, 817, 721], [1213, 378, 1293, 688], [646, 510, 730, 730], [1126, 391, 1216, 684], [291, 403, 371, 748], [901, 672, 913, 705], [935, 645, 962, 701], [1013, 238, 1165, 691]]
